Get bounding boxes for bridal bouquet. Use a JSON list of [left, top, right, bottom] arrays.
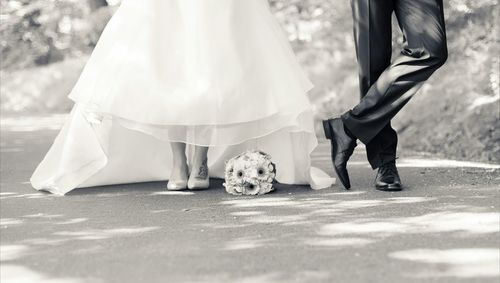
[[224, 150, 276, 195]]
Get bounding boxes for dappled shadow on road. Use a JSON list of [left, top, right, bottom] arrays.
[[1, 265, 84, 283], [212, 192, 500, 280], [184, 270, 332, 283], [61, 178, 315, 197], [389, 248, 500, 279], [1, 173, 499, 282], [319, 211, 498, 236], [1, 222, 161, 282], [65, 181, 169, 196]]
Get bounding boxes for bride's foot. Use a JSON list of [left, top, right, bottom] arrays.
[[188, 158, 210, 190], [167, 163, 189, 191]]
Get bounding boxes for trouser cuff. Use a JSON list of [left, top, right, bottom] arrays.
[[341, 111, 374, 145]]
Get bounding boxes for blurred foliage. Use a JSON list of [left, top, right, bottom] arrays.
[[0, 0, 499, 161], [0, 0, 113, 69]]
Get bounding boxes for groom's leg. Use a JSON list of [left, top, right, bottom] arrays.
[[351, 0, 399, 169], [342, 0, 448, 147], [366, 124, 398, 168], [351, 0, 394, 97]]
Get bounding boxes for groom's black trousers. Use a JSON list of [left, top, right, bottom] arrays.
[[342, 0, 448, 169]]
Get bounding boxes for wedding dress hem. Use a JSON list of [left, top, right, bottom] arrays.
[[31, 104, 334, 195]]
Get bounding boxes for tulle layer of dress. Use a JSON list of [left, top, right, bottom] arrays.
[[30, 0, 334, 195]]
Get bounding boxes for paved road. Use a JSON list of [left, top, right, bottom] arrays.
[[1, 116, 499, 283]]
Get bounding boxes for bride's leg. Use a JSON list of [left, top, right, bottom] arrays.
[[167, 142, 189, 190], [188, 146, 210, 190]]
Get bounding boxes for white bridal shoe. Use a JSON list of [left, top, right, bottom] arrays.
[[187, 166, 210, 190], [166, 179, 188, 191], [167, 167, 189, 191]]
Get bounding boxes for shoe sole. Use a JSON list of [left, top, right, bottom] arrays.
[[166, 186, 188, 191], [375, 184, 403, 192]]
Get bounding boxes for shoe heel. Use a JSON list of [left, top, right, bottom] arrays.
[[323, 120, 333, 140], [188, 166, 210, 190], [188, 178, 210, 190]]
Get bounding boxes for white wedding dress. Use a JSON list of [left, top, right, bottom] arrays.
[[31, 0, 334, 195]]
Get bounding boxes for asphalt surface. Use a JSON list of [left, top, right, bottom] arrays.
[[1, 116, 499, 283]]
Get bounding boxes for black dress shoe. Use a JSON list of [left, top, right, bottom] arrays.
[[323, 118, 357, 189], [375, 161, 403, 191]]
